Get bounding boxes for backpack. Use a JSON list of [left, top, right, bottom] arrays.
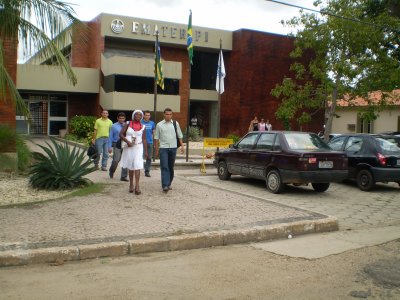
[[173, 120, 180, 148]]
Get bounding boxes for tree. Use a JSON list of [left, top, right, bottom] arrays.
[[0, 0, 82, 118], [271, 0, 400, 139]]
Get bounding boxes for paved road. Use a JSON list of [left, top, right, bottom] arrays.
[[187, 172, 400, 230]]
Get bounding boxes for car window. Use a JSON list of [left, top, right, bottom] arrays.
[[329, 136, 347, 151], [283, 133, 330, 150], [376, 137, 400, 153], [381, 137, 400, 148], [255, 133, 275, 150], [237, 133, 258, 149], [345, 136, 363, 152]]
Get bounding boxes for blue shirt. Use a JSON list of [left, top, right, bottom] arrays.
[[108, 121, 126, 148], [141, 119, 155, 144]]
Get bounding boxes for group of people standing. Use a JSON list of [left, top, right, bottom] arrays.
[[249, 116, 272, 132], [91, 108, 184, 194]]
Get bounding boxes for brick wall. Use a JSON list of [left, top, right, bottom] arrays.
[[0, 36, 17, 153], [221, 30, 324, 137]]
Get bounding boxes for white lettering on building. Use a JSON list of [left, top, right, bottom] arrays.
[[117, 20, 209, 43]]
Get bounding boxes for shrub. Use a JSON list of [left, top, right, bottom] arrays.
[[226, 134, 240, 144], [188, 126, 201, 142], [16, 136, 31, 172], [29, 138, 96, 190], [0, 124, 14, 151], [69, 115, 96, 144], [0, 125, 32, 173]]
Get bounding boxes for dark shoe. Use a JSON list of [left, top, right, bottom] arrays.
[[145, 172, 151, 177], [109, 172, 114, 179], [120, 177, 129, 182], [94, 165, 99, 170], [101, 167, 107, 171], [163, 186, 169, 193]]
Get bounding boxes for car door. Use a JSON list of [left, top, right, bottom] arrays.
[[343, 136, 365, 178], [228, 132, 259, 175], [248, 132, 276, 179]]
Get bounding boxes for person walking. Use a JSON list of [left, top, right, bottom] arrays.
[[108, 112, 128, 181], [119, 110, 148, 194], [141, 110, 156, 177], [154, 108, 185, 193], [92, 110, 113, 170]]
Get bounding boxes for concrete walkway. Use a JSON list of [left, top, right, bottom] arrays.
[[0, 137, 339, 266]]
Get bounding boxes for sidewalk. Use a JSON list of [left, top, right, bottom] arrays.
[[0, 137, 338, 267]]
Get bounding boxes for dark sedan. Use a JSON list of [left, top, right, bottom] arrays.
[[328, 134, 400, 191], [214, 131, 348, 194]]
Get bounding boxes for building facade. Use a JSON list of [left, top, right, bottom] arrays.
[[15, 13, 324, 137]]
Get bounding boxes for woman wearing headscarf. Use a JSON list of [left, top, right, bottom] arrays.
[[120, 110, 148, 194]]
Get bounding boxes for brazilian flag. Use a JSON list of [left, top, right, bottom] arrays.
[[187, 10, 193, 65]]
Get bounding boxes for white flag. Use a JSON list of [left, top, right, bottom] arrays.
[[216, 50, 226, 94]]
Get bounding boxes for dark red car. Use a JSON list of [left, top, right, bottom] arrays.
[[214, 131, 348, 193]]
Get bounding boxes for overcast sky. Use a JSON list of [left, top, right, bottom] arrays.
[[68, 0, 318, 34]]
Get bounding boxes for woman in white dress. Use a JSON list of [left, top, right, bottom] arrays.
[[120, 110, 148, 194]]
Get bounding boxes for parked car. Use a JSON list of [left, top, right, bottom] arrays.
[[214, 131, 348, 194], [328, 134, 400, 191], [379, 131, 400, 137]]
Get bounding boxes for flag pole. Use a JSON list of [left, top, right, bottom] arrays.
[[186, 63, 191, 162], [217, 39, 222, 138], [185, 10, 193, 162], [153, 26, 159, 162]]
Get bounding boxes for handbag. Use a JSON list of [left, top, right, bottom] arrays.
[[87, 144, 98, 159], [116, 139, 122, 149]]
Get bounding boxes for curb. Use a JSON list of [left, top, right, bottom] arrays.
[[0, 217, 338, 267]]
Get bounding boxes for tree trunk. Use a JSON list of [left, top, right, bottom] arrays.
[[324, 78, 339, 141]]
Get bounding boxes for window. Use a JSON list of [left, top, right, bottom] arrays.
[[345, 136, 363, 152], [256, 133, 275, 150], [329, 136, 347, 151], [237, 133, 258, 149], [284, 133, 330, 150]]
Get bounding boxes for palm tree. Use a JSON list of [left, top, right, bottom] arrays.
[[0, 0, 82, 119]]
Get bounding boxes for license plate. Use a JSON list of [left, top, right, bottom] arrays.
[[319, 161, 333, 168]]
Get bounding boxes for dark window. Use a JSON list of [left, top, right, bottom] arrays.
[[104, 75, 179, 95], [256, 133, 275, 150], [191, 52, 219, 89], [237, 133, 258, 149], [49, 121, 67, 135], [50, 101, 67, 117]]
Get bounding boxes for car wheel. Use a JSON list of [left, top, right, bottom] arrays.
[[217, 161, 231, 180], [356, 169, 375, 191], [266, 169, 285, 194], [311, 183, 330, 192]]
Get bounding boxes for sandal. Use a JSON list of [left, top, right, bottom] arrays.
[[135, 188, 141, 195], [129, 186, 134, 193]]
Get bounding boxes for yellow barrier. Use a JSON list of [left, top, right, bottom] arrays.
[[203, 138, 233, 148], [201, 138, 233, 173]]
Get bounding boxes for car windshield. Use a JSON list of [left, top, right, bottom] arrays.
[[284, 133, 330, 150], [376, 137, 400, 154]]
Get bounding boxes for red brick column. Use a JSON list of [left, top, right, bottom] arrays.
[[0, 35, 18, 153]]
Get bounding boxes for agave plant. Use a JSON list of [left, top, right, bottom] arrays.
[[29, 138, 96, 190]]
